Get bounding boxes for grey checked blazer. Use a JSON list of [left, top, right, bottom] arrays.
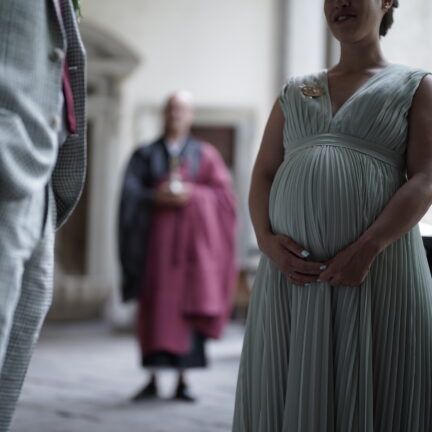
[[0, 0, 86, 229]]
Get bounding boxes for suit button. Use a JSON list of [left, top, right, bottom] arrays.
[[51, 115, 61, 131], [49, 48, 65, 63]]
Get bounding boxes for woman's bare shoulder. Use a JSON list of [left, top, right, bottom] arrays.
[[412, 73, 432, 100], [407, 71, 432, 123]]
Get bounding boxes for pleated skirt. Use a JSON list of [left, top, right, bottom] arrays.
[[232, 146, 432, 431]]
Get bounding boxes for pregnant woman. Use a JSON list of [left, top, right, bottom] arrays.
[[232, 0, 432, 431]]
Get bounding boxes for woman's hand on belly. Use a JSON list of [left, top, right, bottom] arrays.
[[260, 234, 327, 286], [318, 238, 380, 286]]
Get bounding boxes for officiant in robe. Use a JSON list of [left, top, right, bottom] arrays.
[[118, 91, 237, 402]]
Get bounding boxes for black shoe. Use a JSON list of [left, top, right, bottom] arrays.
[[132, 381, 158, 401], [173, 382, 197, 402]]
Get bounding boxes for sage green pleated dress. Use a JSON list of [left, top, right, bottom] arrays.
[[232, 64, 432, 432]]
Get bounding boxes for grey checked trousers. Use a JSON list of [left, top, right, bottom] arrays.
[[0, 185, 55, 432]]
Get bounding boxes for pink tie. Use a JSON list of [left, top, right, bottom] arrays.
[[58, 0, 77, 134]]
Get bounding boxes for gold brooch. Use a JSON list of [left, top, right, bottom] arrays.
[[299, 84, 325, 99]]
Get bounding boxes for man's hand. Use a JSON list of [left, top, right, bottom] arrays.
[[154, 181, 191, 208], [260, 234, 327, 286], [318, 239, 380, 286]]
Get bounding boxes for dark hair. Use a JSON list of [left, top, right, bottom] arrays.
[[380, 0, 399, 37]]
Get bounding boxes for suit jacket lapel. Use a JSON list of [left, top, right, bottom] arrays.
[[51, 0, 61, 21], [50, 0, 67, 44]]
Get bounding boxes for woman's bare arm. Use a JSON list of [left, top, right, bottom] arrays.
[[250, 99, 326, 284], [320, 74, 432, 286], [357, 74, 432, 253], [248, 100, 285, 248]]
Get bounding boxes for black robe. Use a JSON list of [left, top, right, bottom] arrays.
[[118, 135, 202, 302]]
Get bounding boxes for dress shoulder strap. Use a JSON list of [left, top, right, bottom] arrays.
[[388, 64, 432, 115], [278, 70, 323, 116]]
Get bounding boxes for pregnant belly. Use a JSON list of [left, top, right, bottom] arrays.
[[269, 145, 403, 260]]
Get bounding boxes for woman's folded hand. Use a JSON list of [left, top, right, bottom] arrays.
[[318, 238, 380, 286], [259, 234, 327, 286]]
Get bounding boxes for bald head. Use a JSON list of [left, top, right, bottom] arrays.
[[164, 90, 195, 139], [166, 90, 194, 107]]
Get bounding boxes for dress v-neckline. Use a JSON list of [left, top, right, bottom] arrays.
[[323, 64, 397, 121]]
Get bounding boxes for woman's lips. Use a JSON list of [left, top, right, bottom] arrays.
[[334, 15, 356, 24]]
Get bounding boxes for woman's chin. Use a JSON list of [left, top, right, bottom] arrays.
[[330, 31, 363, 45]]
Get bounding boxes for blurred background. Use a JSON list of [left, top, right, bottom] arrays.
[[13, 0, 432, 431]]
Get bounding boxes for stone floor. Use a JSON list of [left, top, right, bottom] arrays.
[[12, 321, 244, 432]]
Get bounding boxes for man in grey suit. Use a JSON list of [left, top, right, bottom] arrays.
[[0, 1, 86, 430]]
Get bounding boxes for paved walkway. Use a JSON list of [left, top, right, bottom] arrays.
[[12, 321, 244, 432]]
